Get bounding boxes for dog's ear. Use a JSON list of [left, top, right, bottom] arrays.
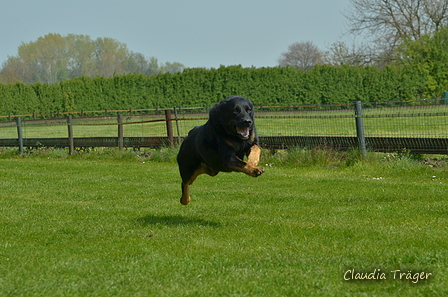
[[247, 99, 255, 118], [208, 101, 227, 134], [209, 101, 221, 127], [209, 98, 237, 136]]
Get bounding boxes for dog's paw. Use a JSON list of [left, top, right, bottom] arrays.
[[252, 166, 265, 177], [180, 196, 191, 205]]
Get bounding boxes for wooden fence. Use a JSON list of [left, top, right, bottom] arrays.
[[1, 102, 448, 155]]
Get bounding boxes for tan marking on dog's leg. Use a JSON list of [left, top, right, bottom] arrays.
[[247, 144, 261, 166], [180, 183, 191, 205], [242, 162, 265, 177], [180, 165, 209, 205], [228, 156, 265, 177]]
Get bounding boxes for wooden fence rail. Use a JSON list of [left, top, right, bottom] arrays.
[[1, 103, 448, 155], [1, 135, 447, 154]]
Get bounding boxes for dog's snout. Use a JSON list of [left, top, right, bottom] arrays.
[[243, 119, 252, 127]]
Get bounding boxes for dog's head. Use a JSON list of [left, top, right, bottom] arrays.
[[209, 96, 255, 140]]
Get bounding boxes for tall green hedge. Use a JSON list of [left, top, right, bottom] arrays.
[[0, 65, 427, 116]]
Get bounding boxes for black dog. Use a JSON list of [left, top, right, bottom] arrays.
[[177, 96, 265, 205]]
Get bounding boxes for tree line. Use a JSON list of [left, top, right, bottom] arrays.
[[1, 0, 448, 117], [0, 65, 430, 117], [277, 6, 448, 102], [3, 1, 448, 85], [279, 0, 448, 71], [0, 34, 184, 85]]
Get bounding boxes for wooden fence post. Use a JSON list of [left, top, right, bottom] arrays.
[[174, 107, 181, 145], [16, 117, 24, 154], [118, 114, 124, 151], [68, 115, 74, 155], [165, 109, 174, 148], [355, 101, 367, 157]]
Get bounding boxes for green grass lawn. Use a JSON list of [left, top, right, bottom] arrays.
[[0, 149, 447, 296]]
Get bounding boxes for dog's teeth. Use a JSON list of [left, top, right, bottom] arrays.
[[237, 127, 249, 138]]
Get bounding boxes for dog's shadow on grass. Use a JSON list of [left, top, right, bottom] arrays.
[[136, 214, 221, 228]]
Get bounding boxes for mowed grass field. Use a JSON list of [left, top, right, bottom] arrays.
[[0, 149, 447, 296]]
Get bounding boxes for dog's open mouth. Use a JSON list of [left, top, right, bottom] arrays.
[[236, 127, 250, 139]]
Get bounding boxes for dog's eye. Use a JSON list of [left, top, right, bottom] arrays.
[[246, 108, 251, 113], [233, 108, 240, 114]]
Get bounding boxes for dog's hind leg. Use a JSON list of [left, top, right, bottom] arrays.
[[180, 164, 215, 205], [180, 182, 192, 205]]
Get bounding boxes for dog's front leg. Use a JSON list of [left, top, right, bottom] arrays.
[[247, 144, 261, 166], [226, 155, 264, 177], [241, 161, 265, 177]]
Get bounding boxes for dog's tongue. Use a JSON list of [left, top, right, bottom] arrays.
[[236, 127, 250, 138]]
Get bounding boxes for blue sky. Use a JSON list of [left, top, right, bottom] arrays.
[[0, 0, 351, 69]]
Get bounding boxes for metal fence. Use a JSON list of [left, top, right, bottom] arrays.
[[1, 99, 448, 154]]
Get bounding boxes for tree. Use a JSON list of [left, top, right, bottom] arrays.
[[398, 25, 448, 97], [161, 61, 185, 74], [0, 56, 31, 84], [3, 33, 70, 84], [278, 41, 325, 70], [327, 41, 369, 66], [0, 34, 185, 84], [125, 52, 151, 75], [66, 34, 97, 78], [344, 0, 448, 65]]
